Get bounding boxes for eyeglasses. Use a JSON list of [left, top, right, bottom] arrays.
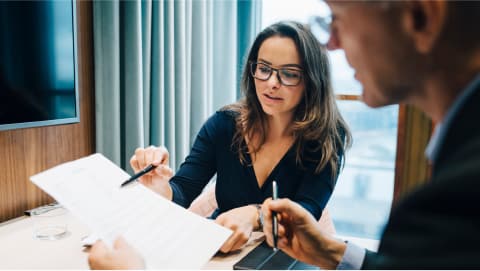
[[308, 14, 332, 46], [250, 61, 303, 86]]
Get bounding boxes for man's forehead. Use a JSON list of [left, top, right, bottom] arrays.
[[325, 1, 392, 10], [324, 0, 398, 22], [325, 0, 360, 7], [324, 1, 364, 15]]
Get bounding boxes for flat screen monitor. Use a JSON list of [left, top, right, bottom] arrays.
[[0, 1, 79, 131]]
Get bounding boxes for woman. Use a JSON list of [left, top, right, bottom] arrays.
[[88, 21, 351, 268]]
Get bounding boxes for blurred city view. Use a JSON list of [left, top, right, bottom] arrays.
[[262, 0, 399, 240], [329, 102, 398, 239]]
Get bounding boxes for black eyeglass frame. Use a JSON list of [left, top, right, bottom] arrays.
[[249, 61, 304, 87]]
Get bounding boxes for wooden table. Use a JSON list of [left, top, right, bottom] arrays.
[[0, 212, 378, 269]]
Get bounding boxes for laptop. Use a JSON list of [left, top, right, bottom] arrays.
[[233, 240, 319, 270]]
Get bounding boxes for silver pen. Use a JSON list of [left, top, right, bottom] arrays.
[[272, 180, 278, 251]]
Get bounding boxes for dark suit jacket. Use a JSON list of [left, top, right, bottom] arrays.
[[362, 78, 480, 269]]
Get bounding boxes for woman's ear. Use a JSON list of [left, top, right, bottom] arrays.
[[401, 0, 448, 54]]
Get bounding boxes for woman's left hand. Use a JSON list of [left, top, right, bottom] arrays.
[[215, 205, 258, 253], [88, 237, 145, 270]]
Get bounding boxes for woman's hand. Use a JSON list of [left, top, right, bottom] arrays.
[[88, 237, 145, 270], [130, 146, 174, 199], [215, 205, 259, 253]]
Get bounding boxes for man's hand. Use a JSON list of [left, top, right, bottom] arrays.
[[88, 237, 145, 270], [262, 198, 346, 269]]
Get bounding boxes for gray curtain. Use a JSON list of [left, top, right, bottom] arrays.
[[93, 0, 261, 172]]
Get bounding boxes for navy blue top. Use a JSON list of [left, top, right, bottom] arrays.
[[170, 110, 341, 220]]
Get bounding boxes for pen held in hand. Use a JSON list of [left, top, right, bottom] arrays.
[[272, 180, 278, 251], [120, 164, 157, 187]]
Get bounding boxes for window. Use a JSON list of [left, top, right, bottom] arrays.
[[262, 0, 398, 239]]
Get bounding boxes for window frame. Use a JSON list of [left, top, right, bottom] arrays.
[[393, 105, 432, 203]]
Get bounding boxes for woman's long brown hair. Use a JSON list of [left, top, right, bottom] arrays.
[[223, 21, 352, 181]]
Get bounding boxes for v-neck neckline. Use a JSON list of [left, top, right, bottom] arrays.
[[243, 140, 296, 190]]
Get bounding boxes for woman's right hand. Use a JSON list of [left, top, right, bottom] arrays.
[[130, 146, 174, 199]]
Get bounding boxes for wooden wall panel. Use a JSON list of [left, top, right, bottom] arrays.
[[0, 1, 95, 223]]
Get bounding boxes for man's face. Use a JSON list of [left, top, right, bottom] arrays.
[[326, 2, 422, 108]]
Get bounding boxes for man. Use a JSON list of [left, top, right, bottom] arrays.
[[263, 1, 480, 269]]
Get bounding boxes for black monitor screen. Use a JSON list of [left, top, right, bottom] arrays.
[[0, 1, 78, 131]]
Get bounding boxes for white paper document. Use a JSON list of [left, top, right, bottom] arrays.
[[30, 153, 232, 269]]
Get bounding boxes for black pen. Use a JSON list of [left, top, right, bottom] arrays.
[[272, 180, 278, 251], [120, 164, 156, 187]]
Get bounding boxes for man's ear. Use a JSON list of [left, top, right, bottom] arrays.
[[401, 1, 448, 54]]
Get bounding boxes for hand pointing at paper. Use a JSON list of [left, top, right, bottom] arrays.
[[130, 146, 174, 199]]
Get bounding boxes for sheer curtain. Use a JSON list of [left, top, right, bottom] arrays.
[[93, 0, 261, 172]]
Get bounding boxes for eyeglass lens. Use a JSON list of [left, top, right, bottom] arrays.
[[307, 3, 332, 45], [309, 15, 331, 45], [251, 62, 302, 86]]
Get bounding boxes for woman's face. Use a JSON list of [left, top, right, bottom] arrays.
[[253, 36, 305, 119]]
